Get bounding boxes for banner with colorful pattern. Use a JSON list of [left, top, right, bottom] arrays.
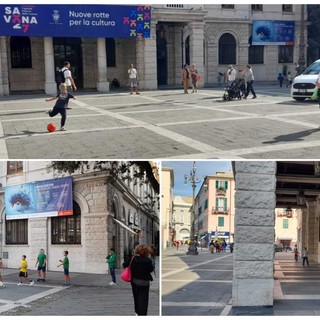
[[0, 5, 151, 38]]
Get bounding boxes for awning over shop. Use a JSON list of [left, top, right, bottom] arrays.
[[113, 218, 138, 235], [277, 236, 293, 241]]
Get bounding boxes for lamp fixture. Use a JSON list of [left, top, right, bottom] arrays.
[[297, 189, 306, 206]]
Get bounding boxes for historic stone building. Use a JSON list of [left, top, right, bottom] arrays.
[[172, 195, 192, 242], [0, 4, 307, 95], [232, 161, 320, 307], [0, 161, 159, 274]]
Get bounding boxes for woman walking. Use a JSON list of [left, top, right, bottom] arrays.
[[190, 64, 199, 93], [130, 245, 154, 316], [181, 64, 190, 94], [243, 64, 257, 99]]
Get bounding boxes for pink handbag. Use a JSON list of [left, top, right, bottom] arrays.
[[121, 267, 131, 282]]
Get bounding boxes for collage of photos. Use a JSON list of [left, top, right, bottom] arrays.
[[0, 2, 320, 319]]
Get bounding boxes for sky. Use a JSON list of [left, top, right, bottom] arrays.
[[162, 161, 232, 197]]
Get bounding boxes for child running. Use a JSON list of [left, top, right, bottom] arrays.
[[57, 251, 70, 286], [18, 255, 34, 286], [45, 83, 76, 131]]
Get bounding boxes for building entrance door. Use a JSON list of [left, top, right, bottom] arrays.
[[156, 37, 168, 86], [53, 37, 83, 88]]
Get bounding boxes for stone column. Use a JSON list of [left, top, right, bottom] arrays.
[[96, 37, 109, 92], [44, 37, 57, 95], [301, 207, 308, 251], [0, 37, 9, 95], [189, 22, 204, 87], [136, 20, 157, 90], [306, 201, 318, 261], [233, 161, 276, 307]]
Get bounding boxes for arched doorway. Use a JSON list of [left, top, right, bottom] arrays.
[[219, 33, 236, 65], [156, 28, 168, 86], [53, 37, 83, 88]]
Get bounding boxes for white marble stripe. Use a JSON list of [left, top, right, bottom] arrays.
[[162, 302, 225, 307]]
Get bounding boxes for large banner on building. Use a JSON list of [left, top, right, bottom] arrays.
[[252, 20, 295, 45], [5, 177, 73, 220], [0, 5, 151, 38]]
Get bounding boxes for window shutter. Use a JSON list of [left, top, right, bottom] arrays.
[[216, 197, 219, 209], [224, 198, 227, 211], [216, 181, 219, 188], [225, 181, 228, 189]]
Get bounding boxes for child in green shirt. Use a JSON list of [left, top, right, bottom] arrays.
[[57, 251, 70, 286], [106, 248, 116, 286]]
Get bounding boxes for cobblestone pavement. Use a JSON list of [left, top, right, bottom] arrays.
[[0, 266, 159, 316], [162, 247, 320, 316], [1, 84, 319, 159]]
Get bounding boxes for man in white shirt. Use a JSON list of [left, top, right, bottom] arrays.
[[128, 64, 140, 95], [61, 61, 77, 92], [227, 65, 237, 86]]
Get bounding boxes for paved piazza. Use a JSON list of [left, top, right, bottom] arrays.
[[0, 84, 319, 159]]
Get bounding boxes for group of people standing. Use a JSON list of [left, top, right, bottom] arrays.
[[181, 64, 200, 94]]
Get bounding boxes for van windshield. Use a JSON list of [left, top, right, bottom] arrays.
[[302, 61, 320, 75]]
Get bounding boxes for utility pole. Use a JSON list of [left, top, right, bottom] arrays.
[[298, 4, 306, 71]]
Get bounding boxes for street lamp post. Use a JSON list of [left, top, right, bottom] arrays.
[[184, 161, 201, 255]]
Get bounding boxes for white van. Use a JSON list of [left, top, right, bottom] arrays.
[[291, 59, 320, 101]]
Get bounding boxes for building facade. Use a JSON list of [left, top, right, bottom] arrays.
[[0, 4, 307, 95], [194, 171, 235, 246], [172, 196, 192, 242], [0, 161, 159, 274]]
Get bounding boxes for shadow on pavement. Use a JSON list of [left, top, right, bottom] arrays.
[[263, 128, 320, 144]]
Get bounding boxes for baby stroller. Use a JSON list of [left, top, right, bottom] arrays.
[[223, 78, 245, 101]]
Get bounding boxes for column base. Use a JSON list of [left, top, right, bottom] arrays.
[[97, 81, 110, 92], [186, 244, 199, 255], [45, 81, 57, 95]]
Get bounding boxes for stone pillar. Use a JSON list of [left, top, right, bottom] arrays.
[[44, 37, 57, 95], [96, 37, 109, 92], [233, 161, 276, 307], [136, 20, 157, 90], [0, 37, 9, 95], [301, 207, 308, 251], [189, 22, 204, 87], [306, 201, 318, 261]]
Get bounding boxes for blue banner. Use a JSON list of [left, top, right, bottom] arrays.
[[5, 177, 73, 219], [252, 20, 295, 45], [0, 5, 151, 38]]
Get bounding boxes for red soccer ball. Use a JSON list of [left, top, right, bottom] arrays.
[[47, 123, 56, 132]]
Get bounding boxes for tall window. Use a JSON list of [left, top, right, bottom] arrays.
[[249, 36, 264, 64], [218, 216, 224, 227], [10, 37, 32, 68], [6, 219, 28, 244], [282, 5, 293, 13], [7, 161, 23, 175], [221, 5, 234, 9], [283, 219, 289, 229], [52, 201, 81, 244], [185, 36, 190, 66], [279, 46, 294, 63], [219, 33, 236, 65], [216, 180, 228, 190], [216, 198, 228, 211], [106, 38, 116, 67], [251, 5, 263, 11]]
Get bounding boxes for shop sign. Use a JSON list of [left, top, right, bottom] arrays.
[[5, 177, 73, 219], [0, 5, 151, 38]]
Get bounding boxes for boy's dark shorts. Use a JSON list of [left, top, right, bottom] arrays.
[[64, 268, 69, 276], [19, 271, 28, 277], [37, 266, 46, 272]]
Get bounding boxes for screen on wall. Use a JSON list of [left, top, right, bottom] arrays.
[[5, 176, 73, 220], [252, 20, 295, 45], [0, 5, 151, 38]]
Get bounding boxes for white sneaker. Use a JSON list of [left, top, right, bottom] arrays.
[[30, 281, 34, 286], [46, 109, 51, 114], [109, 281, 114, 286], [17, 282, 22, 286]]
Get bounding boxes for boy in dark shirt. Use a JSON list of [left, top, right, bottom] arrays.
[[45, 83, 76, 131]]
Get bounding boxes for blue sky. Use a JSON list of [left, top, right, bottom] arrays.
[[162, 161, 232, 197]]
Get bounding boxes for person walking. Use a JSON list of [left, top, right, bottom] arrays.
[[45, 83, 77, 131], [181, 64, 190, 94], [286, 72, 293, 88], [302, 247, 309, 266], [57, 251, 70, 286], [0, 258, 5, 288], [18, 255, 34, 286], [106, 248, 117, 286], [243, 64, 257, 99], [35, 249, 47, 282], [128, 64, 140, 95], [316, 71, 320, 108], [127, 245, 154, 316], [226, 65, 237, 86], [61, 61, 77, 93], [190, 64, 199, 93], [277, 73, 284, 87]]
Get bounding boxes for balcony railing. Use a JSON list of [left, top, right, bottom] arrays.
[[211, 207, 229, 214]]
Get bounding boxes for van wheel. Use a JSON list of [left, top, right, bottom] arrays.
[[293, 97, 306, 101]]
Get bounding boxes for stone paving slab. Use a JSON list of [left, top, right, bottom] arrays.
[[162, 306, 224, 316]]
